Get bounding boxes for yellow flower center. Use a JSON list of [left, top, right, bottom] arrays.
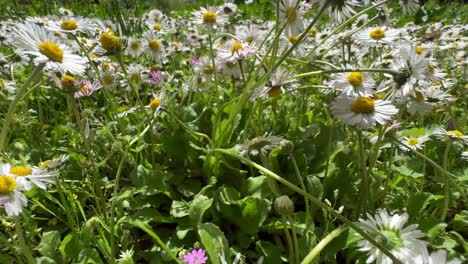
[[99, 32, 122, 53], [153, 24, 161, 31], [231, 42, 243, 54], [226, 61, 236, 68], [268, 85, 282, 98], [288, 35, 299, 44], [408, 137, 419, 145], [286, 7, 297, 23], [369, 29, 385, 40], [250, 137, 258, 143], [118, 105, 129, 112], [351, 97, 375, 114], [416, 46, 424, 55], [38, 41, 64, 62], [202, 11, 217, 23], [103, 75, 114, 84], [130, 42, 140, 50], [414, 91, 424, 102], [10, 166, 33, 176], [61, 75, 75, 88], [60, 20, 78, 30], [448, 130, 464, 137], [309, 28, 317, 38], [347, 72, 364, 87], [39, 160, 51, 169], [131, 73, 141, 83], [246, 37, 254, 44], [371, 94, 383, 100], [427, 64, 435, 74], [203, 65, 214, 74], [149, 39, 160, 51], [0, 175, 16, 194], [149, 98, 161, 110], [81, 37, 88, 43]]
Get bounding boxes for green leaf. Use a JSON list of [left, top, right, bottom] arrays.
[[38, 230, 61, 258], [59, 232, 83, 259], [407, 192, 435, 218], [198, 223, 230, 264], [189, 194, 213, 225], [392, 165, 424, 178], [451, 210, 468, 236], [131, 165, 167, 195], [73, 248, 103, 264], [171, 200, 190, 218], [237, 197, 270, 235], [255, 241, 282, 264]]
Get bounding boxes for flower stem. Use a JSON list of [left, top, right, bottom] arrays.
[[357, 130, 369, 215], [441, 141, 452, 221], [292, 68, 401, 79], [290, 153, 311, 227], [14, 216, 36, 264], [281, 216, 295, 264], [213, 148, 402, 264], [0, 63, 44, 153], [301, 225, 348, 264]]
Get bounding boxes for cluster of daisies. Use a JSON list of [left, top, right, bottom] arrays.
[[0, 156, 66, 216]]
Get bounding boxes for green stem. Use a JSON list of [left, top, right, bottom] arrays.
[[287, 215, 300, 264], [14, 216, 36, 264], [441, 141, 451, 221], [301, 225, 348, 264], [213, 148, 402, 264], [281, 216, 295, 264], [109, 154, 126, 262], [357, 130, 369, 215], [290, 153, 311, 227], [0, 63, 44, 153]]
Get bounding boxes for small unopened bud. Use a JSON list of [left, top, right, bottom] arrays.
[[274, 195, 294, 216], [280, 139, 294, 154]]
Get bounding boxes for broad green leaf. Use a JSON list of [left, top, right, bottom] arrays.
[[171, 200, 190, 218], [38, 230, 61, 258], [198, 222, 230, 264], [131, 165, 167, 195], [407, 192, 435, 218], [255, 241, 282, 264], [59, 232, 83, 259], [74, 248, 103, 264], [189, 194, 213, 225]]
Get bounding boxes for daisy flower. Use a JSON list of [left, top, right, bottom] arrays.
[[126, 37, 144, 58], [191, 6, 228, 32], [11, 22, 86, 75], [183, 248, 208, 264], [432, 128, 468, 145], [74, 79, 102, 98], [405, 91, 433, 116], [234, 134, 283, 157], [400, 135, 430, 151], [327, 70, 376, 96], [46, 16, 95, 34], [251, 68, 297, 100], [58, 7, 74, 17], [8, 164, 57, 191], [356, 208, 428, 264], [331, 95, 399, 130], [142, 31, 165, 62], [413, 250, 461, 264], [312, 0, 360, 24], [38, 155, 69, 169], [0, 164, 28, 216], [146, 90, 165, 115], [462, 151, 468, 161], [356, 27, 406, 47], [217, 39, 256, 62], [192, 56, 215, 83], [235, 24, 265, 46], [399, 0, 420, 15], [99, 30, 123, 55], [147, 70, 164, 85], [277, 0, 311, 36]]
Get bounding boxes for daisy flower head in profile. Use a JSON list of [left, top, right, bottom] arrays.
[[192, 6, 228, 32], [277, 0, 311, 36], [356, 27, 405, 47], [11, 22, 86, 75], [251, 68, 297, 101], [432, 128, 468, 145], [356, 208, 429, 264], [74, 79, 103, 98], [399, 0, 420, 15], [400, 134, 430, 151], [331, 94, 399, 130], [183, 248, 208, 264], [327, 70, 376, 96], [8, 163, 58, 191], [217, 39, 256, 63], [0, 163, 28, 216], [46, 16, 95, 35], [235, 134, 283, 157], [405, 90, 433, 116], [312, 0, 360, 24]]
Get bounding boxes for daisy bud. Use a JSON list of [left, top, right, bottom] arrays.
[[274, 195, 294, 216], [280, 139, 294, 154]]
